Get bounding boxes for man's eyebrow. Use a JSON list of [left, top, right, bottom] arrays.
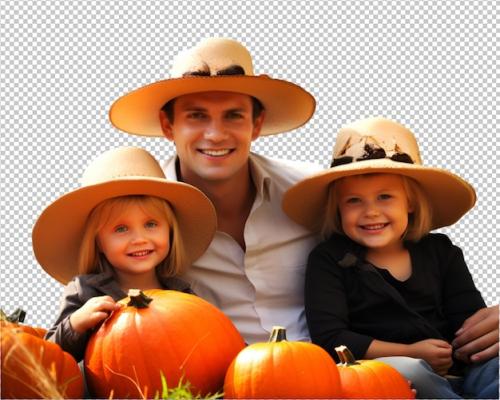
[[178, 104, 207, 111]]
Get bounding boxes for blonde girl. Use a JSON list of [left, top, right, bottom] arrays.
[[283, 117, 498, 399], [33, 147, 216, 362]]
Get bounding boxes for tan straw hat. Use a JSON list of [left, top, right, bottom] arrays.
[[109, 37, 316, 137], [32, 146, 217, 284], [283, 117, 476, 232]]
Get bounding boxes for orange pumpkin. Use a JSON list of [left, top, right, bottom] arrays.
[[0, 308, 47, 338], [1, 328, 84, 399], [224, 326, 343, 399], [85, 289, 245, 399], [335, 345, 415, 399]]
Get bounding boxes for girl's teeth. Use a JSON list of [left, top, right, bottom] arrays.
[[364, 224, 385, 230], [130, 250, 151, 256], [202, 149, 231, 156]]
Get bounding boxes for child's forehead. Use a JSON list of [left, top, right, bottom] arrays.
[[104, 197, 166, 220], [338, 173, 405, 188]]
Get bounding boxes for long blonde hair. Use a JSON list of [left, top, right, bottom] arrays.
[[321, 173, 432, 242], [77, 195, 187, 278]]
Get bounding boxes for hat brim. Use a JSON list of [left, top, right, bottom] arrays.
[[109, 75, 315, 137], [32, 178, 216, 284], [282, 159, 476, 233]]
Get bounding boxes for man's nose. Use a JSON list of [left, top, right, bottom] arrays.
[[204, 119, 228, 141]]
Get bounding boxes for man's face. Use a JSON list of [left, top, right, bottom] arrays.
[[160, 91, 264, 185]]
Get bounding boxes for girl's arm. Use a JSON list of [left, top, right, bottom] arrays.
[[305, 245, 374, 361], [45, 279, 91, 361], [366, 338, 453, 376], [45, 278, 121, 362]]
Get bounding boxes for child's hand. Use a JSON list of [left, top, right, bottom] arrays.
[[452, 305, 499, 364], [408, 339, 453, 376], [69, 296, 122, 334]]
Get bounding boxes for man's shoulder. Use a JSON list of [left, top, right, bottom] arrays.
[[250, 153, 323, 183]]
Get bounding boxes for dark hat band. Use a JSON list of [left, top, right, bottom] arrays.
[[330, 144, 414, 168]]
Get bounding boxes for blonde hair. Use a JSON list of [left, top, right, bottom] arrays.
[[78, 195, 187, 278], [321, 173, 432, 242]]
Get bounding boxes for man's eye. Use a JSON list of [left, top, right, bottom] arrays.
[[227, 112, 243, 119], [187, 112, 207, 119]]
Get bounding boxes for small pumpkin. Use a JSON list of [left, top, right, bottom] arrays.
[[335, 345, 415, 399], [224, 326, 343, 399], [1, 328, 84, 399], [85, 289, 245, 399], [0, 308, 47, 338]]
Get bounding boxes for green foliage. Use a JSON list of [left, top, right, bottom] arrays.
[[153, 373, 223, 400]]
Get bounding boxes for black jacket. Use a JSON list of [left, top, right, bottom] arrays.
[[305, 233, 485, 362]]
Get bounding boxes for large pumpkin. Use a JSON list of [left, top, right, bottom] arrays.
[[335, 345, 415, 399], [1, 328, 84, 399], [85, 289, 245, 398], [224, 326, 342, 399]]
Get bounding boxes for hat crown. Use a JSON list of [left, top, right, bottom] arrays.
[[170, 37, 255, 78], [333, 117, 423, 165], [81, 147, 165, 186]]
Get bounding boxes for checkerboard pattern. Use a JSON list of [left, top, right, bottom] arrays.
[[1, 0, 498, 328]]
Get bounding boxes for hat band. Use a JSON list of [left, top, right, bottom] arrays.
[[330, 144, 414, 167]]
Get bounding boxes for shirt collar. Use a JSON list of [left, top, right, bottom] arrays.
[[248, 153, 272, 202]]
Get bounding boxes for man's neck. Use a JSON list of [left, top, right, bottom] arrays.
[[181, 162, 256, 250]]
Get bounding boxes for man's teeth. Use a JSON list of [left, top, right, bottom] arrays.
[[130, 250, 151, 257], [363, 224, 386, 230], [201, 149, 231, 156]]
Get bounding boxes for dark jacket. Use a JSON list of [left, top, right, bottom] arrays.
[[305, 233, 485, 363], [45, 268, 193, 362]]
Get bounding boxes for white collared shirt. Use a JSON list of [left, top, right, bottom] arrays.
[[163, 153, 322, 343]]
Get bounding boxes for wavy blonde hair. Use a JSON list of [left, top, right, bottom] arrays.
[[77, 195, 187, 278], [321, 173, 432, 242]]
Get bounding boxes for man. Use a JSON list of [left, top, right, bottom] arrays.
[[109, 38, 322, 343]]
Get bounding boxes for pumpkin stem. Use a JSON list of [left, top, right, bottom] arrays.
[[269, 326, 287, 342], [0, 308, 26, 323], [127, 289, 153, 308], [335, 345, 360, 365]]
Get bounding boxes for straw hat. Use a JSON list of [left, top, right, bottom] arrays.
[[282, 117, 476, 232], [109, 37, 315, 137], [32, 147, 217, 284]]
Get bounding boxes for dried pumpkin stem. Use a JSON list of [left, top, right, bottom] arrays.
[[127, 289, 153, 308], [335, 345, 359, 365], [0, 308, 27, 323], [269, 326, 287, 342]]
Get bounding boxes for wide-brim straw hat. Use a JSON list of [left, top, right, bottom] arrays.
[[109, 37, 315, 137], [282, 117, 476, 232], [32, 146, 217, 284]]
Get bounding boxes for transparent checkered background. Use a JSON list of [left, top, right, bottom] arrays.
[[1, 0, 498, 328]]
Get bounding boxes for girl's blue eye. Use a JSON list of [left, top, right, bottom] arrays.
[[145, 221, 158, 228], [115, 225, 127, 233], [379, 194, 392, 200], [346, 197, 361, 204]]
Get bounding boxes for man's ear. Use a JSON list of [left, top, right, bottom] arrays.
[[251, 110, 266, 141], [159, 110, 174, 141]]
